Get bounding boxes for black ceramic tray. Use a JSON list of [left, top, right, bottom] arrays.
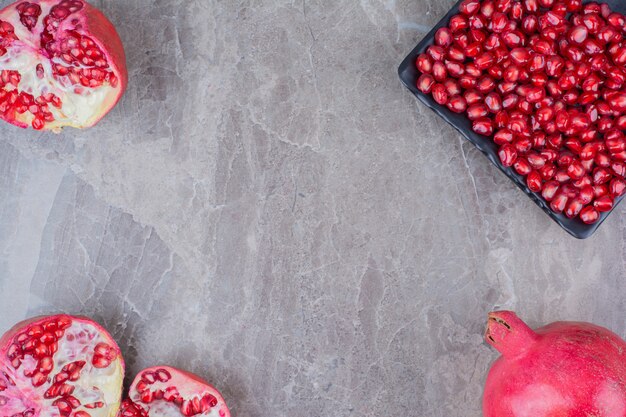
[[398, 0, 626, 239]]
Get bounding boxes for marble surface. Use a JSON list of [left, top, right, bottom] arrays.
[[2, 1, 626, 416]]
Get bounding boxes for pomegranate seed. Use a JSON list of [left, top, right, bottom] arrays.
[[499, 144, 518, 166], [416, 74, 435, 94], [473, 117, 494, 135], [610, 178, 626, 197], [431, 84, 448, 105], [565, 199, 584, 218], [550, 193, 568, 212], [447, 95, 468, 113], [542, 181, 560, 200], [460, 0, 481, 15], [514, 157, 533, 175], [526, 171, 543, 192], [594, 195, 613, 211], [449, 14, 469, 32], [416, 54, 433, 73], [579, 206, 600, 223], [435, 28, 453, 47]]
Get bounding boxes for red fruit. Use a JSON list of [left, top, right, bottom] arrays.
[[579, 206, 600, 223], [447, 95, 468, 113], [427, 45, 446, 61], [0, 0, 127, 131], [449, 14, 469, 32], [484, 311, 626, 416], [464, 89, 483, 105], [434, 27, 452, 47], [514, 157, 532, 175], [498, 143, 518, 166], [550, 192, 568, 211], [443, 79, 461, 96], [416, 54, 433, 73], [416, 74, 435, 94], [521, 15, 539, 33], [494, 128, 513, 145], [120, 366, 230, 417], [473, 117, 494, 136], [432, 61, 447, 82], [608, 92, 626, 113], [467, 103, 489, 120], [567, 160, 585, 179], [565, 198, 584, 218], [475, 52, 496, 70], [510, 48, 531, 65], [610, 178, 626, 197], [432, 84, 448, 105], [526, 170, 542, 192], [0, 315, 124, 417], [541, 180, 559, 200], [445, 60, 465, 78], [459, 0, 481, 15], [594, 195, 614, 211], [484, 92, 503, 113]]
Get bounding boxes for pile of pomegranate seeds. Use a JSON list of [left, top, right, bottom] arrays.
[[415, 0, 626, 224]]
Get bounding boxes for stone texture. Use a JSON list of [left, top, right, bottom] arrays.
[[2, 1, 626, 416]]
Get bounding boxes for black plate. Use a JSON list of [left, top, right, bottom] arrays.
[[398, 0, 626, 239]]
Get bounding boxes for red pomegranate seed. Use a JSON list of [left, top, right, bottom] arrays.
[[565, 198, 584, 218], [435, 28, 453, 47], [514, 157, 533, 175], [550, 193, 568, 212], [447, 95, 468, 113], [417, 74, 435, 94], [473, 117, 494, 135], [432, 84, 448, 104], [594, 195, 613, 211], [460, 0, 481, 15], [499, 144, 518, 166], [416, 54, 433, 73], [579, 206, 600, 223], [526, 170, 543, 192], [610, 178, 626, 197]]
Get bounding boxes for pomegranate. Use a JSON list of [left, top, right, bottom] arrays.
[[0, 0, 127, 131], [484, 311, 626, 416], [0, 314, 124, 417], [119, 366, 230, 417]]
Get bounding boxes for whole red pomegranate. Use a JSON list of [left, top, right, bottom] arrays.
[[0, 0, 127, 131], [484, 311, 626, 417], [1, 315, 231, 417], [0, 314, 125, 417]]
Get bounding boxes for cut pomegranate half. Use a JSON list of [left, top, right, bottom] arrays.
[[120, 366, 230, 417], [0, 314, 124, 417], [0, 0, 127, 131]]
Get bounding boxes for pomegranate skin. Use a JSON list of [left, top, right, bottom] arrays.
[[483, 311, 626, 417]]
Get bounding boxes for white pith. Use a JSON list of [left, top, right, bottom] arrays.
[[130, 370, 225, 417], [0, 319, 123, 417], [0, 1, 120, 130]]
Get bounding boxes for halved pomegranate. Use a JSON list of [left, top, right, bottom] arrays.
[[0, 314, 124, 417], [0, 0, 127, 131], [119, 366, 230, 417]]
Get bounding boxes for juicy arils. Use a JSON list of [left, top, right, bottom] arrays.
[[414, 0, 626, 224], [0, 315, 231, 417], [0, 0, 127, 131], [0, 315, 124, 417], [120, 366, 230, 417]]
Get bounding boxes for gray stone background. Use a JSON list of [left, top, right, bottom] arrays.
[[1, 1, 626, 416]]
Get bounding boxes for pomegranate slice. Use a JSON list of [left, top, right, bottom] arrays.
[[483, 311, 626, 416], [0, 314, 124, 417], [0, 0, 127, 131], [119, 366, 230, 417]]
